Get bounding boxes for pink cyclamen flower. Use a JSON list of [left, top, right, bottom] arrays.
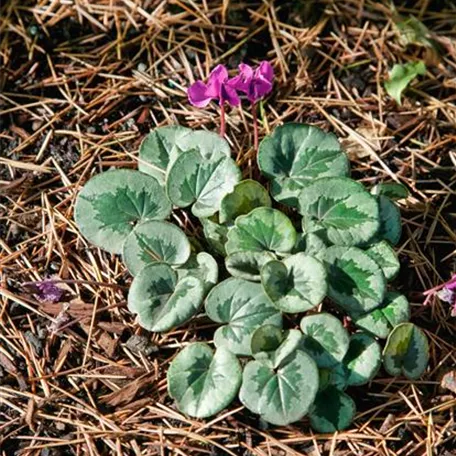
[[188, 64, 240, 108], [423, 273, 456, 316], [229, 61, 274, 103]]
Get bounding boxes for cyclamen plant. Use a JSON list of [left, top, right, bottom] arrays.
[[74, 62, 430, 432]]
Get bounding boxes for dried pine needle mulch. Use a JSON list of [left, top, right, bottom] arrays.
[[1, 0, 455, 455]]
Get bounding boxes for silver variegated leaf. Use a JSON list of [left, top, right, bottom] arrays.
[[239, 347, 319, 425], [298, 177, 380, 246], [226, 207, 296, 255], [261, 253, 327, 313], [128, 263, 205, 332], [324, 246, 386, 316], [200, 216, 229, 256], [122, 220, 191, 276], [383, 323, 429, 379], [167, 150, 241, 217], [205, 278, 282, 356], [225, 251, 276, 282], [167, 343, 241, 418], [177, 252, 218, 292], [219, 180, 271, 224], [300, 313, 350, 368], [309, 387, 356, 433], [74, 169, 171, 254], [139, 126, 230, 184], [365, 240, 400, 281], [258, 123, 349, 207], [354, 292, 410, 339], [341, 333, 382, 386]]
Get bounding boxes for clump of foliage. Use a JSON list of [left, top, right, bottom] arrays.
[[74, 63, 429, 432]]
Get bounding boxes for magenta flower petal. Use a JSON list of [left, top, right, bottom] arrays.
[[221, 84, 240, 106], [188, 81, 213, 107], [229, 61, 274, 104], [206, 64, 229, 98], [257, 61, 274, 82]]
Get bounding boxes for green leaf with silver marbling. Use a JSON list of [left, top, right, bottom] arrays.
[[225, 251, 276, 282], [205, 278, 282, 356], [177, 252, 218, 292], [200, 216, 229, 256], [167, 150, 241, 217], [309, 387, 356, 433], [74, 169, 171, 254], [258, 123, 349, 206], [128, 263, 205, 332], [167, 343, 241, 418], [240, 346, 319, 425], [324, 246, 386, 316], [298, 177, 380, 246], [261, 253, 327, 313], [365, 240, 400, 281], [300, 313, 350, 368], [383, 323, 429, 380], [139, 126, 230, 184], [219, 180, 271, 224], [122, 220, 191, 276], [226, 207, 296, 255], [354, 292, 410, 339]]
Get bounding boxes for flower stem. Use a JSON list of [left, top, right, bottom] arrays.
[[252, 103, 259, 153], [220, 103, 226, 137]]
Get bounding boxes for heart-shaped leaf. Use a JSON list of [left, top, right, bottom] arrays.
[[240, 347, 319, 425], [122, 221, 191, 276], [261, 253, 327, 313], [383, 323, 429, 379], [75, 169, 171, 254], [339, 333, 382, 386], [205, 278, 282, 356], [138, 125, 191, 184], [309, 387, 356, 433], [177, 252, 218, 292], [354, 292, 410, 339], [371, 182, 409, 200], [226, 207, 296, 255], [167, 150, 241, 217], [219, 180, 271, 224], [298, 177, 380, 246], [250, 324, 284, 357], [139, 126, 230, 184], [167, 343, 241, 418], [258, 123, 349, 206], [200, 216, 229, 256], [128, 263, 205, 332], [291, 232, 328, 257], [252, 328, 305, 368], [225, 251, 276, 282], [300, 313, 350, 368], [324, 246, 386, 316], [376, 196, 402, 245], [365, 241, 400, 281]]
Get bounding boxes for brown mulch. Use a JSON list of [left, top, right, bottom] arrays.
[[1, 0, 456, 454]]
